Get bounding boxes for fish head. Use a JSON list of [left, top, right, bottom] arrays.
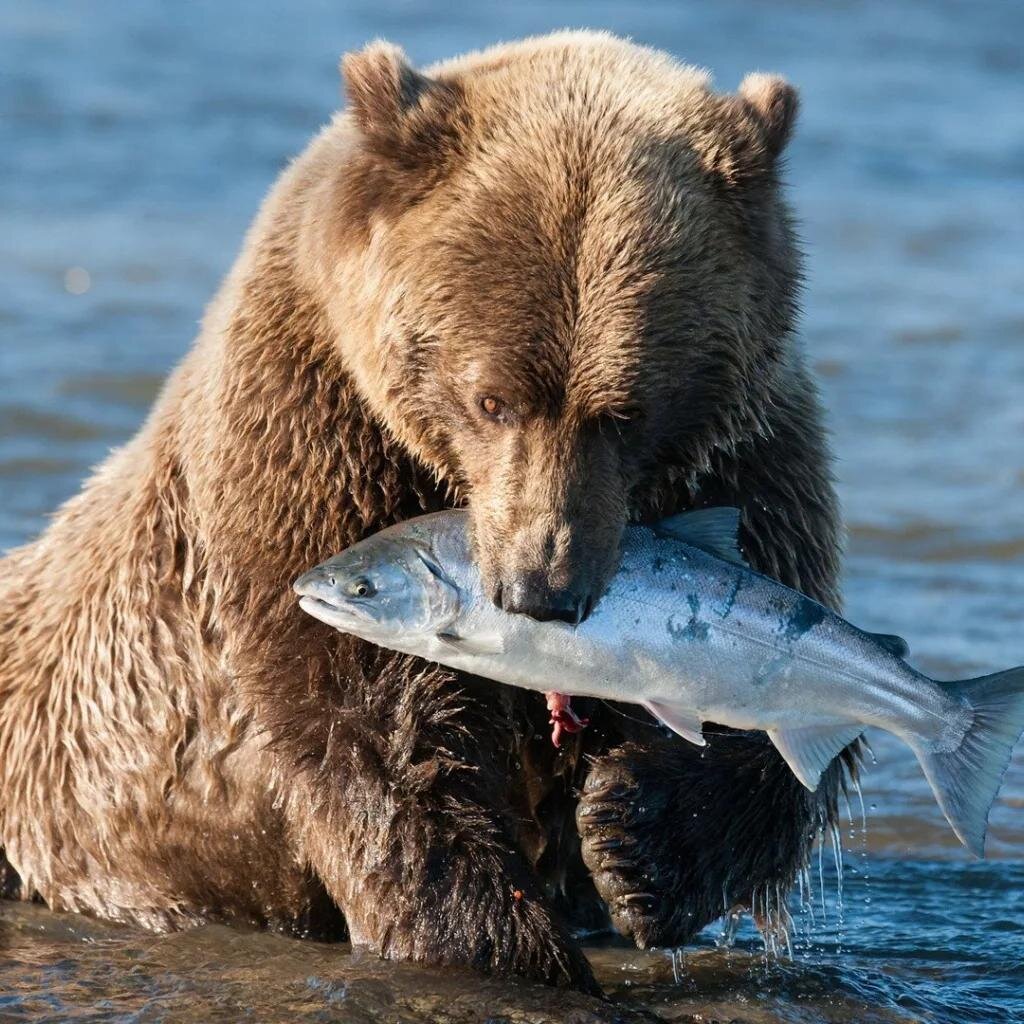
[[293, 514, 465, 646]]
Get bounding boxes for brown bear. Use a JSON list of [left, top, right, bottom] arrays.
[[0, 31, 848, 992]]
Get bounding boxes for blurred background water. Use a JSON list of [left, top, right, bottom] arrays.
[[1, 1, 1022, 1021]]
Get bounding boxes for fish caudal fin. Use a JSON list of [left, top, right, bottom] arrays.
[[913, 666, 1024, 858]]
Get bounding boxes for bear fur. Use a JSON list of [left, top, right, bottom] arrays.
[[0, 32, 847, 991]]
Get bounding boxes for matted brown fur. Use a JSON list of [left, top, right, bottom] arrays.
[[0, 32, 847, 991]]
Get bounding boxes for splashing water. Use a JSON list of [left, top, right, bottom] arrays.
[[847, 778, 874, 911], [741, 772, 883, 968], [715, 905, 743, 950], [665, 945, 685, 985], [751, 881, 796, 959], [831, 820, 846, 943]]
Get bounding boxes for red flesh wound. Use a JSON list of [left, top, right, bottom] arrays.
[[545, 691, 589, 748]]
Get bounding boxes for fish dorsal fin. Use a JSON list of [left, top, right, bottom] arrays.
[[643, 700, 706, 746], [768, 724, 863, 791], [868, 631, 910, 659], [653, 507, 748, 567]]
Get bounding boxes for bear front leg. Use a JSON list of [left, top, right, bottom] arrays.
[[272, 646, 599, 994], [579, 382, 849, 948], [302, 793, 598, 992]]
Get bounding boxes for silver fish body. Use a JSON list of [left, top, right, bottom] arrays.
[[295, 508, 1024, 856]]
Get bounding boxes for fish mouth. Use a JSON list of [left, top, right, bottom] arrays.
[[298, 595, 342, 614], [298, 595, 362, 630]]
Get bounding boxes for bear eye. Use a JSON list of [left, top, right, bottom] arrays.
[[349, 577, 375, 598], [479, 395, 506, 420]]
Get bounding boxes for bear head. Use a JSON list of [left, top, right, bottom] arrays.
[[313, 32, 802, 623]]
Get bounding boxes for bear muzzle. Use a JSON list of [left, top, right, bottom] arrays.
[[495, 570, 592, 625]]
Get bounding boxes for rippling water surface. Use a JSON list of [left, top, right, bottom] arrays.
[[1, 1, 1022, 1021]]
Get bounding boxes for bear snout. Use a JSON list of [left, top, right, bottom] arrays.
[[496, 570, 590, 625], [468, 422, 627, 627], [481, 517, 619, 626]]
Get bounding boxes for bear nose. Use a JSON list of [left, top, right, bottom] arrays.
[[498, 575, 588, 625]]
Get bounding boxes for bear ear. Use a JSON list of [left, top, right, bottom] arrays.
[[341, 41, 465, 169], [737, 73, 799, 161]]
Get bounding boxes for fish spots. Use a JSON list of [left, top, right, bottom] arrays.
[[667, 594, 709, 642], [668, 616, 709, 642], [652, 556, 665, 573], [715, 572, 744, 619], [780, 597, 826, 641]]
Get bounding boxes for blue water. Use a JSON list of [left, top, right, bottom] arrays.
[[1, 1, 1023, 1021]]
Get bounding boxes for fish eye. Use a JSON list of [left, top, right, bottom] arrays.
[[349, 576, 375, 598]]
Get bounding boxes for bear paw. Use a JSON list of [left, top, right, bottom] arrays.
[[577, 735, 834, 951], [576, 745, 691, 949]]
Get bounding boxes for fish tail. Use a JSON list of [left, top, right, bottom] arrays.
[[911, 666, 1024, 857]]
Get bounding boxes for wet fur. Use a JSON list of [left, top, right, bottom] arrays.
[[0, 32, 844, 990]]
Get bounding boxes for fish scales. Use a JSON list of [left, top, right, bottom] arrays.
[[294, 507, 1024, 857], [458, 529, 952, 744]]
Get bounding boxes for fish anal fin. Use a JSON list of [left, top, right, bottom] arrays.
[[643, 701, 706, 746], [653, 507, 748, 567], [768, 724, 862, 791], [868, 631, 910, 659]]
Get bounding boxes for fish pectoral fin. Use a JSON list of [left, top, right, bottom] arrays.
[[435, 632, 505, 656], [768, 724, 863, 791], [643, 701, 706, 746], [653, 507, 749, 567], [867, 631, 910, 659]]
